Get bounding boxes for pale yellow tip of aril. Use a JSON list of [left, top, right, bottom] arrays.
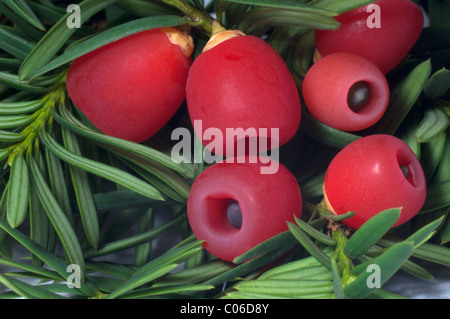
[[313, 49, 322, 64], [322, 184, 338, 216], [162, 27, 194, 58], [202, 21, 245, 52]]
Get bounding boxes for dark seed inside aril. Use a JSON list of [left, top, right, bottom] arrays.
[[347, 81, 370, 113], [399, 163, 416, 186], [227, 201, 242, 229]]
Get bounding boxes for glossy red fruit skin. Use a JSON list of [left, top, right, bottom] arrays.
[[302, 52, 389, 132], [66, 28, 192, 143], [324, 134, 426, 230], [187, 158, 302, 262], [315, 0, 424, 74], [186, 35, 301, 156]]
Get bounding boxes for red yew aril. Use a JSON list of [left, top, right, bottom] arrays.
[[323, 134, 426, 230], [187, 157, 302, 262], [302, 52, 390, 132], [314, 0, 424, 74], [66, 27, 193, 143], [186, 27, 301, 157]]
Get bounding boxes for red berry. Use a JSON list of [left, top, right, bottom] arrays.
[[66, 28, 193, 143], [302, 52, 389, 132], [186, 30, 301, 156], [315, 0, 424, 74], [187, 157, 302, 262], [323, 134, 426, 229]]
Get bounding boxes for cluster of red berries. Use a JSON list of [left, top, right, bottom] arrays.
[[66, 0, 426, 262]]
